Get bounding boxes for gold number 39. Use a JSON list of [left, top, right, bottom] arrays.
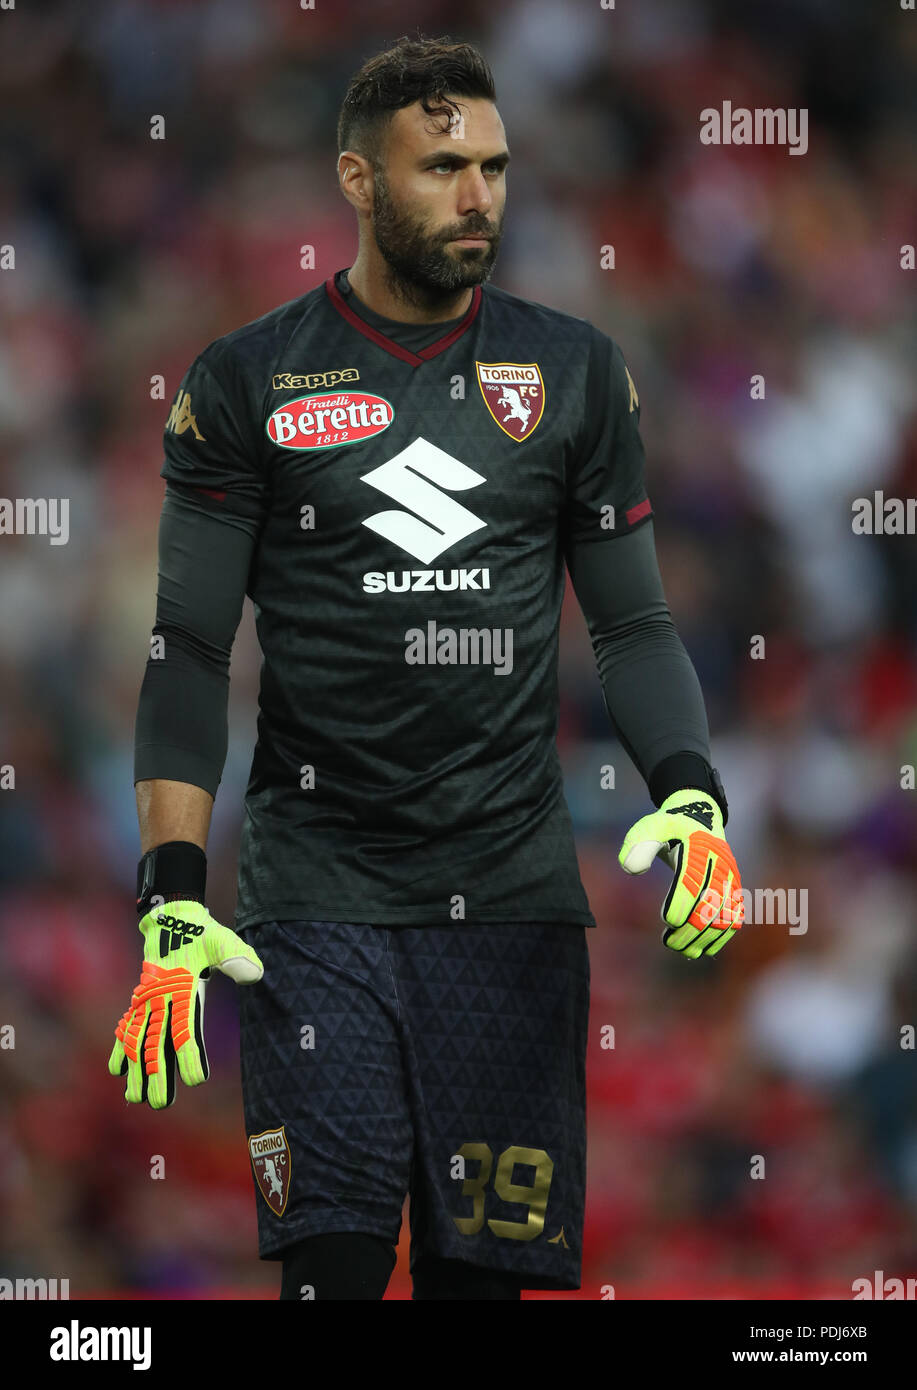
[[452, 1142, 554, 1241]]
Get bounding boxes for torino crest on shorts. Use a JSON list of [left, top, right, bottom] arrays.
[[249, 1125, 291, 1216], [476, 362, 545, 440]]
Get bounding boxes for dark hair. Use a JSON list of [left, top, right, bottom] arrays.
[[337, 34, 496, 168]]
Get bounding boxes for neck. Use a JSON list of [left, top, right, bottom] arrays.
[[345, 253, 473, 324]]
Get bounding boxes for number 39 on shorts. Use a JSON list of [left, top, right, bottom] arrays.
[[450, 1142, 554, 1240]]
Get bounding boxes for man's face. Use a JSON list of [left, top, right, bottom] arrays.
[[371, 96, 508, 294]]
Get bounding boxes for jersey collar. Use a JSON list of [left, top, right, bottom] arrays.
[[324, 274, 482, 367]]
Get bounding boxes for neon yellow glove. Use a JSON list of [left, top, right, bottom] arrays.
[[618, 789, 744, 958], [109, 900, 263, 1109]]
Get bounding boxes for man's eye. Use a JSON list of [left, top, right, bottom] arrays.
[[430, 161, 504, 175]]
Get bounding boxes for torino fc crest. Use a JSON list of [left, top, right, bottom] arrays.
[[249, 1125, 291, 1216], [476, 362, 545, 441]]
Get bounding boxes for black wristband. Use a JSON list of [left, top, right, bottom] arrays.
[[137, 840, 207, 917], [648, 753, 729, 827]]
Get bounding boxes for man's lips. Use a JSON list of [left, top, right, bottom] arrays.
[[449, 235, 492, 246]]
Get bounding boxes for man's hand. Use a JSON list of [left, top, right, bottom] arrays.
[[109, 900, 263, 1109], [618, 789, 744, 958]]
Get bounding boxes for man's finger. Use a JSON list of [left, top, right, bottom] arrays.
[[125, 1004, 151, 1104], [176, 979, 209, 1089], [619, 835, 666, 875]]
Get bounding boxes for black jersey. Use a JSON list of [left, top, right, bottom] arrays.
[[153, 269, 653, 929]]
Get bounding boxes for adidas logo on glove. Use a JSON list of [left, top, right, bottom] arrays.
[[156, 912, 205, 958]]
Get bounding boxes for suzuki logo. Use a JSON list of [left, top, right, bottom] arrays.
[[360, 438, 487, 564]]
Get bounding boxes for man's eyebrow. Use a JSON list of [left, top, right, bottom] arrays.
[[420, 149, 511, 168]]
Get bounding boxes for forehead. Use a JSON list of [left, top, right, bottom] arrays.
[[387, 96, 505, 157]]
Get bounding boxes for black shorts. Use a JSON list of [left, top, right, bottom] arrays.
[[236, 919, 590, 1291]]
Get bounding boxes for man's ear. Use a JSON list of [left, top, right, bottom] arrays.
[[338, 151, 374, 212]]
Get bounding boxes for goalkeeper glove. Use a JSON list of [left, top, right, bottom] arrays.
[[618, 789, 744, 958], [109, 842, 263, 1109]]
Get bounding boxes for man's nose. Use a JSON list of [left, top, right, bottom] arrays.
[[456, 167, 493, 215]]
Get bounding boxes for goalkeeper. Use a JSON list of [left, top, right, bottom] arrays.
[[111, 35, 745, 1302]]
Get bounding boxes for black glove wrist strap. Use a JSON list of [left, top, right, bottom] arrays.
[[648, 753, 729, 827], [137, 840, 207, 917]]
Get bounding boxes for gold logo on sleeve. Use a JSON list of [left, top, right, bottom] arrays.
[[166, 390, 206, 441], [624, 364, 639, 413]]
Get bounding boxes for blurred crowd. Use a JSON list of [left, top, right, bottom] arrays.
[[0, 0, 915, 1297]]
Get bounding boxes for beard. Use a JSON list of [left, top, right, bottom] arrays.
[[370, 166, 502, 309]]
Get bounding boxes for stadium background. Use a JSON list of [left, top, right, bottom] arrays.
[[0, 0, 915, 1300]]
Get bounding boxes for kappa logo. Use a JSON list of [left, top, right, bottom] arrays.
[[361, 437, 487, 564], [166, 390, 206, 441], [249, 1125, 291, 1216], [272, 367, 360, 391], [476, 363, 545, 441]]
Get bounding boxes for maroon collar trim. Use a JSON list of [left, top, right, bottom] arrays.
[[324, 274, 482, 366]]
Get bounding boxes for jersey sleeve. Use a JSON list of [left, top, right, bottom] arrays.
[[564, 328, 653, 546], [161, 348, 267, 524]]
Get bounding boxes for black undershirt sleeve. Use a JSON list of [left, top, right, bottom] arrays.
[[133, 481, 259, 797], [565, 519, 715, 798]]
